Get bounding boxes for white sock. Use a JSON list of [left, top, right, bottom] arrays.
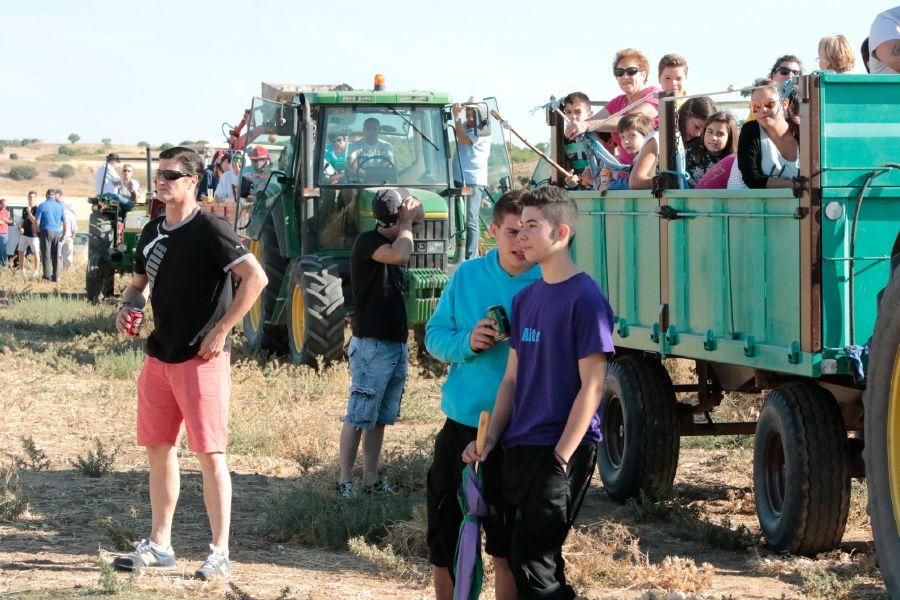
[[149, 540, 173, 555]]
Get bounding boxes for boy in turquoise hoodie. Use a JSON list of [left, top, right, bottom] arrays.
[[424, 191, 541, 600]]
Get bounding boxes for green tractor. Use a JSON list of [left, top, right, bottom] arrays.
[[236, 82, 512, 365], [86, 148, 158, 302]]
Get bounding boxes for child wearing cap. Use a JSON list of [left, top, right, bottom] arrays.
[[337, 187, 422, 498]]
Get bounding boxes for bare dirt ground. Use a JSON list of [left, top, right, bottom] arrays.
[[0, 270, 888, 600]]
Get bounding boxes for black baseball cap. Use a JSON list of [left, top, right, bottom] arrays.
[[373, 187, 410, 225]]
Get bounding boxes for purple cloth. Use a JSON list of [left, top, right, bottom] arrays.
[[503, 272, 615, 448], [454, 465, 486, 600]]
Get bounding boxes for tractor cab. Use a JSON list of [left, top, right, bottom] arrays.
[[237, 82, 512, 365]]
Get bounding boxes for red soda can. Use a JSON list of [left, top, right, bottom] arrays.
[[125, 307, 144, 337]]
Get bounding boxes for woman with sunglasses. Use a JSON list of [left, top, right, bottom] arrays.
[[565, 48, 661, 165], [734, 79, 799, 189]]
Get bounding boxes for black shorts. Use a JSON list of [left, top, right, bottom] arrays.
[[426, 418, 509, 568], [502, 444, 597, 600]]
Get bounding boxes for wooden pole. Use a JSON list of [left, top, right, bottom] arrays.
[[490, 110, 570, 177]]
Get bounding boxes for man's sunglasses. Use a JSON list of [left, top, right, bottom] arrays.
[[776, 66, 800, 77], [155, 169, 194, 181], [614, 66, 641, 77]]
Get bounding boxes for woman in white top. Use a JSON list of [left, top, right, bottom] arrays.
[[731, 79, 799, 189], [214, 155, 242, 201]]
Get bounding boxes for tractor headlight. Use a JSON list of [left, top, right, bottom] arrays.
[[117, 243, 127, 252], [425, 241, 445, 254]]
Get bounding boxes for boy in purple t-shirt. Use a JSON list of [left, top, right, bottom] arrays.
[[463, 186, 614, 599]]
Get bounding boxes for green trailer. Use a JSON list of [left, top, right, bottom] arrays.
[[543, 73, 900, 590], [237, 84, 513, 365]]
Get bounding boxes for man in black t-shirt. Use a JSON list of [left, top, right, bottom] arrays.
[[16, 191, 39, 275], [337, 187, 422, 498], [110, 147, 267, 581]]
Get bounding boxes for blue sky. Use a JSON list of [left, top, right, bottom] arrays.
[[0, 0, 887, 147]]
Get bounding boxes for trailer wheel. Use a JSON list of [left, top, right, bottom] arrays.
[[863, 260, 900, 597], [599, 354, 679, 502], [753, 383, 850, 555], [86, 211, 115, 302], [286, 255, 346, 367], [241, 218, 287, 353]]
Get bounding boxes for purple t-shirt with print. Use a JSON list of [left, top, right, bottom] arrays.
[[503, 272, 615, 448]]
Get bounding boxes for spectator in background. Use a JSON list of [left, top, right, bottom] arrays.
[[869, 6, 900, 74], [0, 198, 11, 269], [118, 164, 142, 205], [96, 153, 123, 196], [689, 111, 739, 188], [560, 92, 616, 189], [242, 146, 273, 201], [324, 135, 349, 182], [733, 79, 799, 189], [629, 96, 715, 190], [17, 191, 40, 276], [337, 188, 422, 499], [60, 197, 78, 271], [35, 188, 66, 282], [606, 114, 655, 190], [862, 38, 871, 72], [215, 154, 241, 202], [770, 55, 803, 82], [199, 151, 224, 200], [818, 35, 856, 73], [566, 49, 661, 165], [451, 99, 491, 260], [658, 53, 689, 98]]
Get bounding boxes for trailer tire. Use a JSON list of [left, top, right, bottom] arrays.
[[286, 255, 346, 367], [863, 260, 900, 597], [753, 383, 850, 555], [242, 218, 287, 353], [599, 354, 679, 502]]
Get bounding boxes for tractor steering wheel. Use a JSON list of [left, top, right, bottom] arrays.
[[355, 154, 396, 183]]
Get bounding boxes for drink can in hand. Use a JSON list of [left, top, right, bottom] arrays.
[[486, 304, 510, 341], [125, 307, 144, 337]]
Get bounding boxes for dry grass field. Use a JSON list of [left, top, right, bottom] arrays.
[[0, 253, 889, 599]]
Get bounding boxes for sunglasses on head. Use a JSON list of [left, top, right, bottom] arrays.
[[614, 66, 641, 77], [776, 66, 800, 77], [155, 169, 193, 181], [750, 99, 780, 113]]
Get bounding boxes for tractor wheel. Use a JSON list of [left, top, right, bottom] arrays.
[[863, 261, 900, 597], [599, 354, 679, 502], [86, 211, 115, 302], [753, 382, 850, 555], [241, 218, 287, 353], [286, 255, 346, 367]]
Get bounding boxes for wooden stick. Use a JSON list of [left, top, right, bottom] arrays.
[[491, 110, 570, 177], [475, 410, 490, 473]]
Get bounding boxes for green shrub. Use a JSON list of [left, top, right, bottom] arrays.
[[71, 438, 117, 477], [58, 145, 84, 156], [136, 141, 150, 148], [0, 460, 29, 521], [178, 140, 194, 146], [101, 138, 111, 146], [159, 143, 173, 151], [67, 133, 80, 144], [52, 163, 75, 179], [8, 153, 17, 160], [8, 165, 37, 180], [19, 436, 50, 471], [94, 349, 144, 380]]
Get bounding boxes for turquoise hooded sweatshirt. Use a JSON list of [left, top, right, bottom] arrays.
[[425, 249, 541, 427]]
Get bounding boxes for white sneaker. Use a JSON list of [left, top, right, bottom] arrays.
[[194, 545, 230, 580]]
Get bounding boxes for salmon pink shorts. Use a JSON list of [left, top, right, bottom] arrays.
[[136, 353, 231, 454]]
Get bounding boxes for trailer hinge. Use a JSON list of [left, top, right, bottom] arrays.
[[743, 335, 756, 357], [787, 341, 802, 365], [650, 323, 661, 344], [616, 317, 629, 338], [657, 205, 680, 220], [703, 330, 717, 351], [665, 325, 679, 347]]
